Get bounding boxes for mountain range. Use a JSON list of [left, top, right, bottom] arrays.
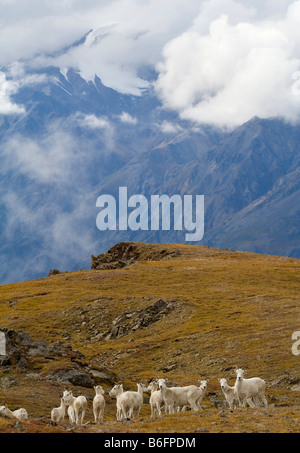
[[0, 59, 299, 284]]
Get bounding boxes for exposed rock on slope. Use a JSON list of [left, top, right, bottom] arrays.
[[100, 298, 173, 340], [91, 242, 180, 270]]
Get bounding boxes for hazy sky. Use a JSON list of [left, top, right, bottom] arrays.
[[1, 0, 300, 127]]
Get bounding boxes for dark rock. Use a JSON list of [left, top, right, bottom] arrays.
[[48, 269, 61, 276], [28, 341, 51, 357], [91, 242, 180, 270], [17, 357, 28, 369], [161, 363, 177, 373], [1, 377, 18, 388], [46, 367, 95, 388], [0, 328, 85, 372], [14, 421, 24, 431], [153, 299, 168, 311], [101, 298, 174, 340], [0, 356, 10, 367]]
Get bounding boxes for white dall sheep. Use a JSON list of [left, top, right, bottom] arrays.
[[51, 398, 66, 422], [109, 383, 146, 420], [0, 405, 28, 421], [93, 385, 105, 424], [146, 381, 164, 417], [169, 380, 208, 411], [219, 378, 255, 409], [109, 384, 124, 420], [234, 369, 268, 408], [62, 390, 87, 425], [187, 380, 208, 410], [157, 379, 177, 414], [219, 378, 238, 410]]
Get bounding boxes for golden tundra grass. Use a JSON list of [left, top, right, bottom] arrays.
[[0, 243, 300, 432]]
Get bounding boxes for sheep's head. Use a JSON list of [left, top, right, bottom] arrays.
[[235, 368, 245, 381], [219, 378, 227, 390], [200, 380, 208, 391], [157, 378, 166, 389], [94, 385, 105, 395], [146, 381, 158, 392], [137, 383, 148, 392], [62, 390, 73, 405], [109, 384, 123, 397]]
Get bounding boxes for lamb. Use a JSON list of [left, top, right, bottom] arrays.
[[234, 368, 268, 408], [219, 378, 255, 409], [12, 408, 29, 421], [93, 385, 105, 424], [187, 380, 208, 410], [51, 398, 66, 422], [219, 378, 238, 409], [0, 405, 28, 421], [0, 405, 14, 419], [109, 384, 124, 420], [62, 390, 87, 425], [109, 383, 146, 420], [146, 380, 164, 417]]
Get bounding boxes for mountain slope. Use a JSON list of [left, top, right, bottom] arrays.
[[0, 242, 300, 433], [95, 117, 300, 254]]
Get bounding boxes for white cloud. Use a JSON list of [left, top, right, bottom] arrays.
[[155, 2, 300, 129], [75, 113, 115, 147], [159, 121, 183, 134], [118, 112, 137, 125], [3, 125, 77, 183], [76, 113, 111, 130], [0, 0, 299, 121], [0, 63, 48, 115], [0, 0, 202, 94], [0, 72, 25, 114]]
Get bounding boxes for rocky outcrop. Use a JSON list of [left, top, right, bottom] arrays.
[[45, 365, 95, 388], [97, 298, 173, 341], [48, 269, 61, 276], [91, 242, 180, 270], [0, 328, 120, 388], [0, 329, 31, 368], [0, 328, 83, 370]]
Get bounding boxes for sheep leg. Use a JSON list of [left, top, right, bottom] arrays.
[[238, 397, 246, 408], [80, 409, 85, 425], [250, 395, 259, 408], [259, 393, 268, 407], [74, 408, 79, 425], [189, 398, 199, 411], [150, 404, 154, 417]]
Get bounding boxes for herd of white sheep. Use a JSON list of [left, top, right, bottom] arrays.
[[0, 368, 268, 426]]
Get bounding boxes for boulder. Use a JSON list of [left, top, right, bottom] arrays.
[[46, 367, 95, 388]]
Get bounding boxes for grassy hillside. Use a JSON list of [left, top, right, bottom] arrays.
[[0, 242, 300, 433]]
